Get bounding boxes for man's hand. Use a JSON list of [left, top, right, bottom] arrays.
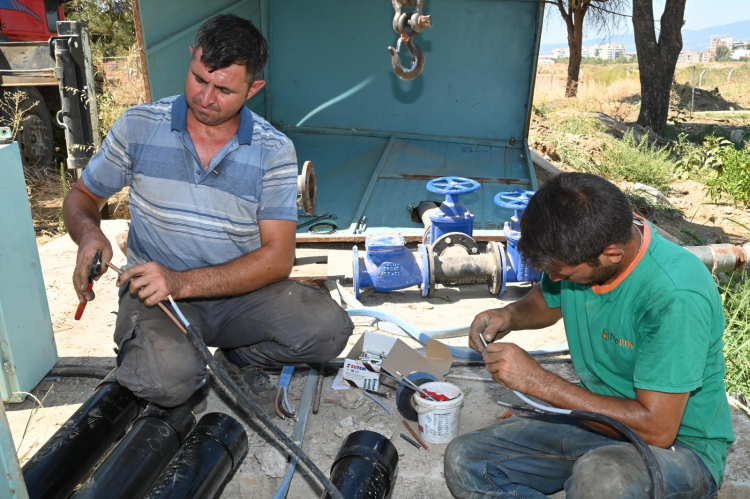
[[469, 308, 514, 353], [117, 262, 184, 306], [73, 232, 113, 305], [483, 343, 546, 394]]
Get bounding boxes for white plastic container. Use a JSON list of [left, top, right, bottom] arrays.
[[412, 381, 464, 444]]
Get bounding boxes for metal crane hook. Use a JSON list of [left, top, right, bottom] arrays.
[[388, 35, 425, 81]]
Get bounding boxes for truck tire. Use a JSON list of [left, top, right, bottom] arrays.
[[12, 87, 55, 169]]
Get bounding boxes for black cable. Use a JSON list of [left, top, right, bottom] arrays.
[[504, 403, 665, 499], [569, 410, 665, 499], [163, 302, 344, 499]]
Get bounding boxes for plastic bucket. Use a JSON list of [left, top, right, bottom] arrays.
[[412, 381, 464, 444]]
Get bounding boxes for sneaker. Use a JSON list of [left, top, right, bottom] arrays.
[[214, 349, 277, 416]]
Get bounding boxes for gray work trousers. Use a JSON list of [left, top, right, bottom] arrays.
[[113, 280, 353, 406]]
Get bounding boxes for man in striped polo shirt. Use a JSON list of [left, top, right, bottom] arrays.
[[63, 15, 353, 411]]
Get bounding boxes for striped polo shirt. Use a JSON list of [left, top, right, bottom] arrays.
[[82, 94, 298, 272]]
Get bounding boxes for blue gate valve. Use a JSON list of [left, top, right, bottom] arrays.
[[494, 190, 542, 290], [423, 176, 480, 245]]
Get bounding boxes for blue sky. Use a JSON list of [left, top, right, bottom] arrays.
[[541, 0, 750, 44]]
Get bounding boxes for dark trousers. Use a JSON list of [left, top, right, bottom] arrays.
[[113, 280, 353, 406]]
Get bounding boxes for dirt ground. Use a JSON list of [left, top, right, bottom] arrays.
[[5, 221, 750, 498]]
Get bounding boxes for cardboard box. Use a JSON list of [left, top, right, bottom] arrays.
[[344, 331, 453, 385]]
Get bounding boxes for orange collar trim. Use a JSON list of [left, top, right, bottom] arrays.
[[591, 214, 651, 295]]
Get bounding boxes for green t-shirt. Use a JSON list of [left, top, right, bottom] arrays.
[[540, 221, 735, 485]]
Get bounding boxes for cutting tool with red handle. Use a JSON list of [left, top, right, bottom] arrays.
[[74, 249, 102, 320]]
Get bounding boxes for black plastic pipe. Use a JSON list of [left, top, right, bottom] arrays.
[[325, 430, 399, 499], [22, 376, 140, 499], [71, 403, 196, 499], [144, 412, 248, 499]]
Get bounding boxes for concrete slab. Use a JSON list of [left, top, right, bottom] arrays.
[[5, 226, 750, 498]]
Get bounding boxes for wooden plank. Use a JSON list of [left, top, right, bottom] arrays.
[[289, 248, 328, 286]]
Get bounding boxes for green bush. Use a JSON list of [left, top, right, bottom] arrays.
[[721, 276, 750, 404], [703, 138, 750, 208], [598, 131, 674, 190]]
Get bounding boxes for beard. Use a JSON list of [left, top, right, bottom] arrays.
[[574, 262, 621, 287]]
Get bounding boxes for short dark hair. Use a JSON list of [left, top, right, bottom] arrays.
[[517, 173, 633, 271], [193, 14, 268, 81]]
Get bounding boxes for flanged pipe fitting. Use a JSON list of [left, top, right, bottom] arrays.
[[353, 232, 504, 298], [494, 190, 542, 295]]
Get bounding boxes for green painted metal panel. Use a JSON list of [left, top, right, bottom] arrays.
[[0, 143, 58, 403], [269, 0, 543, 141]]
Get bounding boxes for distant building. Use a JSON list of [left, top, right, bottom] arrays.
[[678, 51, 702, 63], [538, 57, 555, 65], [551, 47, 570, 58], [731, 49, 750, 60], [597, 43, 626, 60], [701, 51, 715, 62], [710, 35, 734, 52], [580, 43, 626, 60]]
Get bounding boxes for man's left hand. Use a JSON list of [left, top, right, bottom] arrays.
[[117, 262, 184, 306], [483, 343, 545, 394]]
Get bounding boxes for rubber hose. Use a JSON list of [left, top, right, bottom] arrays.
[[163, 302, 344, 499], [49, 365, 116, 378]]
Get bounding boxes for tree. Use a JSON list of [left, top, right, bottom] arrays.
[[545, 0, 628, 98], [65, 0, 136, 58], [632, 0, 686, 133], [715, 45, 731, 61]]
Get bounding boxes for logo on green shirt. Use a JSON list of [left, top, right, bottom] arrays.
[[602, 330, 633, 349]]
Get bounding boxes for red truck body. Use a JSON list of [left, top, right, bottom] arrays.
[[0, 0, 64, 42]]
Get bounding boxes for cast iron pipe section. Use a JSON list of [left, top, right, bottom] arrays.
[[22, 375, 140, 499], [71, 403, 196, 499], [144, 412, 247, 499], [325, 430, 399, 499], [432, 251, 496, 285]]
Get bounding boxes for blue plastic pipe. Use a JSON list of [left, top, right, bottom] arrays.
[[346, 308, 483, 360], [274, 367, 320, 499]]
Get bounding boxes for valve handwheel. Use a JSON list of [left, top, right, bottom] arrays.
[[426, 176, 481, 196], [494, 190, 536, 210]]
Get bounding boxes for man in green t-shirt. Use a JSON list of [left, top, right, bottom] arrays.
[[444, 173, 734, 499]]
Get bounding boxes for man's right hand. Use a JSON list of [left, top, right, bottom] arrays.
[[73, 232, 113, 305], [469, 308, 514, 353]]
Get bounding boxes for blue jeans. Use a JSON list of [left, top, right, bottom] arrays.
[[444, 415, 718, 499]]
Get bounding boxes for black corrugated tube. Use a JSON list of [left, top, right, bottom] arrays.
[[144, 413, 247, 499], [70, 403, 196, 499], [21, 375, 140, 499], [325, 430, 399, 499]]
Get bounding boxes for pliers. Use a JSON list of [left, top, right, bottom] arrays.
[[74, 249, 102, 320], [275, 366, 298, 420]]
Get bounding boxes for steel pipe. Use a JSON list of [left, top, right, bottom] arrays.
[[685, 244, 750, 273], [71, 403, 196, 499], [144, 412, 248, 499], [22, 376, 140, 499]]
